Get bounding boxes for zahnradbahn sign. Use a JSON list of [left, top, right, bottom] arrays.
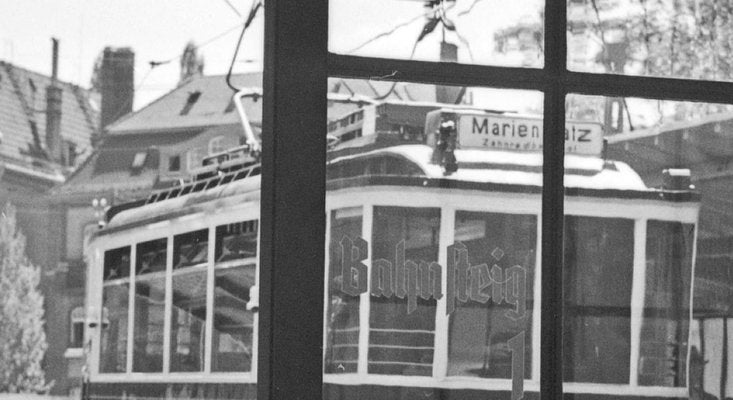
[[456, 112, 603, 156]]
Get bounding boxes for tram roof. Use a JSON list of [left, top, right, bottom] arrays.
[[100, 140, 700, 239], [99, 173, 261, 236], [329, 144, 648, 191]]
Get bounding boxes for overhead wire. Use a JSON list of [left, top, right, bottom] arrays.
[[226, 0, 263, 92], [345, 0, 475, 100], [221, 0, 243, 17]]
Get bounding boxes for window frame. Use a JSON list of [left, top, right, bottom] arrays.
[[91, 213, 260, 383], [258, 1, 733, 400]]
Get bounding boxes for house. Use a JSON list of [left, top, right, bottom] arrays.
[[0, 41, 99, 396]]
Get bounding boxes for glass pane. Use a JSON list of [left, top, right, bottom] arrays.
[[133, 239, 167, 373], [104, 246, 131, 281], [325, 207, 362, 374], [212, 264, 256, 372], [329, 0, 545, 68], [640, 220, 694, 387], [567, 0, 733, 81], [170, 268, 207, 372], [565, 94, 732, 398], [174, 229, 209, 269], [564, 216, 634, 384], [216, 221, 258, 263], [369, 206, 440, 376], [448, 211, 536, 378], [100, 284, 129, 373], [323, 82, 543, 398], [212, 220, 258, 373]]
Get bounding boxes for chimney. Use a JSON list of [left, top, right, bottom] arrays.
[[46, 38, 63, 163], [99, 47, 135, 130], [436, 41, 462, 104]]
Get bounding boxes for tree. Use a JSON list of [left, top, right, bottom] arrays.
[[0, 203, 49, 393], [495, 0, 733, 127]]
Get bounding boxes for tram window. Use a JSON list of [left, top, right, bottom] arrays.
[[170, 266, 207, 372], [215, 221, 258, 262], [212, 219, 259, 372], [133, 238, 167, 373], [563, 216, 634, 384], [173, 229, 209, 269], [211, 264, 256, 372], [104, 246, 130, 281], [639, 221, 695, 387], [369, 206, 440, 376], [100, 285, 129, 373], [100, 247, 130, 373], [324, 207, 362, 374], [448, 211, 536, 379], [136, 238, 167, 275], [170, 230, 208, 372]]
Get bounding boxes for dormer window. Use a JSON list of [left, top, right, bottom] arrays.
[[132, 151, 147, 169], [168, 155, 181, 172], [180, 91, 201, 116], [209, 136, 225, 155]]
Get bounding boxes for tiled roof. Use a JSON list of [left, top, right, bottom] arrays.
[[0, 61, 99, 178], [107, 73, 263, 134]]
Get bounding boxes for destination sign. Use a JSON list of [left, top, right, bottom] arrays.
[[457, 113, 603, 156]]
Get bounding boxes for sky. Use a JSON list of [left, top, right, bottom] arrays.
[[0, 0, 265, 109], [0, 0, 544, 112]]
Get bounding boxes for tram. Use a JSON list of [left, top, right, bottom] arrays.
[[84, 99, 708, 400]]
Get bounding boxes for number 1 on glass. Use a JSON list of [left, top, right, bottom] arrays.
[[509, 330, 525, 400]]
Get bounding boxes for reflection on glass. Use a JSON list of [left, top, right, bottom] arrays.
[[570, 94, 732, 397], [173, 230, 208, 269], [100, 283, 128, 373], [448, 211, 535, 379], [136, 238, 167, 275], [211, 264, 255, 372], [330, 0, 544, 67], [100, 246, 130, 373], [325, 207, 362, 374], [170, 268, 206, 372], [133, 239, 166, 372], [564, 216, 633, 384], [639, 221, 694, 387], [212, 219, 258, 372], [369, 206, 440, 376], [567, 0, 733, 82], [103, 246, 130, 281], [215, 221, 258, 263]]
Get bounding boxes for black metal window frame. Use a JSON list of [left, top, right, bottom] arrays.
[[258, 1, 733, 400]]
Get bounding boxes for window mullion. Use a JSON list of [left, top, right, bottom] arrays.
[[541, 83, 566, 400], [543, 0, 567, 398], [566, 71, 733, 105], [432, 205, 455, 379], [358, 204, 373, 375], [260, 0, 328, 399], [204, 226, 216, 374], [162, 237, 173, 374], [328, 53, 548, 92], [126, 245, 136, 375], [629, 219, 649, 386]]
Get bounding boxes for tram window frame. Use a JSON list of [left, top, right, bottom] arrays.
[[94, 217, 260, 381], [261, 3, 733, 400]]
